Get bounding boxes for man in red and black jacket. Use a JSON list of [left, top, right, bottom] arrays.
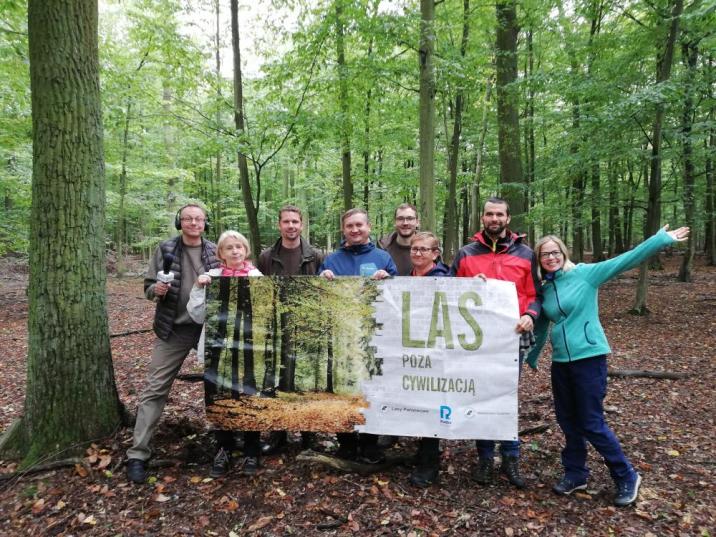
[[451, 196, 541, 489]]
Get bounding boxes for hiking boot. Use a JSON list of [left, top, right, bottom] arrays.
[[552, 476, 587, 495], [261, 431, 288, 455], [614, 473, 642, 507], [471, 458, 494, 485], [242, 456, 260, 476], [126, 458, 147, 484], [500, 456, 526, 489], [210, 447, 232, 478], [409, 464, 439, 487]]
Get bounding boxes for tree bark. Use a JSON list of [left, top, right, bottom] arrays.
[[495, 0, 525, 231], [9, 0, 122, 465], [336, 1, 353, 212], [231, 0, 261, 258], [678, 38, 698, 281], [444, 0, 470, 262], [419, 0, 436, 232], [632, 0, 684, 314]]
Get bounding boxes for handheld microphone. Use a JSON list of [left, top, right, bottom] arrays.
[[157, 253, 175, 284]]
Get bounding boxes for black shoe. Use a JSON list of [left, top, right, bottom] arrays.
[[261, 431, 288, 455], [614, 473, 642, 507], [242, 456, 260, 476], [500, 456, 526, 489], [471, 458, 494, 485], [552, 476, 588, 495], [210, 447, 232, 478], [410, 464, 439, 487], [126, 458, 147, 484]]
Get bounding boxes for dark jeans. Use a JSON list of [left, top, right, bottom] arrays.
[[215, 430, 261, 457], [475, 439, 520, 459], [551, 355, 635, 483]]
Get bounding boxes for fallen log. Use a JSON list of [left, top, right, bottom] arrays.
[[176, 373, 204, 382], [109, 328, 152, 338], [519, 423, 549, 436], [607, 369, 690, 380], [295, 449, 409, 476]]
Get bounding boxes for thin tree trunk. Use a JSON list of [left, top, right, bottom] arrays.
[[419, 0, 436, 232], [336, 1, 352, 212], [470, 78, 492, 234], [678, 39, 698, 281], [445, 0, 469, 261], [632, 0, 683, 314]]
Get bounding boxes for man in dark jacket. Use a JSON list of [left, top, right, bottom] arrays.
[[377, 203, 419, 276], [126, 203, 219, 484], [451, 197, 541, 489], [257, 205, 323, 454]]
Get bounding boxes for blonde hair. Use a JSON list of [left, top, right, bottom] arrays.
[[410, 231, 441, 254], [534, 234, 575, 280], [217, 230, 251, 262]]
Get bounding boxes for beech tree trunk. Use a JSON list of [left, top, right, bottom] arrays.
[[495, 0, 525, 231], [336, 1, 353, 212], [3, 0, 122, 466], [231, 0, 261, 258], [419, 0, 436, 232], [632, 0, 683, 314], [678, 39, 697, 281], [444, 0, 469, 262]]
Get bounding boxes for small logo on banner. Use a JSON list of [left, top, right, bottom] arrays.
[[464, 408, 475, 418], [381, 404, 389, 412], [439, 405, 452, 424]]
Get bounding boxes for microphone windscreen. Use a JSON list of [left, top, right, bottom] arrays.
[[162, 253, 174, 274]]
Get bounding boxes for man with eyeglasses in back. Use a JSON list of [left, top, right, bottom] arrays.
[[126, 203, 219, 484], [451, 196, 541, 490], [378, 203, 420, 276]]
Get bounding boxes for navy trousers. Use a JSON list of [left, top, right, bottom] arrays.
[[551, 355, 635, 483]]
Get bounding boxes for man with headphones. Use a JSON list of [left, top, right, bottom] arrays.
[[126, 203, 219, 484]]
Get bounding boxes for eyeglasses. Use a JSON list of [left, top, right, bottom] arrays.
[[540, 251, 563, 259], [410, 247, 436, 254], [396, 216, 417, 223], [180, 217, 206, 224]]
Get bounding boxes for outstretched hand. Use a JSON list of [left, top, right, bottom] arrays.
[[663, 225, 689, 242]]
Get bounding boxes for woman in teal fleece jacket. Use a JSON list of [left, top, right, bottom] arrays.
[[527, 225, 689, 507]]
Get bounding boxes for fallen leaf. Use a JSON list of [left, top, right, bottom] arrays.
[[667, 449, 680, 457], [153, 493, 171, 503], [97, 455, 112, 469], [31, 498, 45, 515], [74, 464, 88, 478], [247, 516, 273, 532]]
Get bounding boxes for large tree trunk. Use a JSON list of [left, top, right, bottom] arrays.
[[231, 0, 261, 258], [3, 0, 122, 466], [419, 0, 436, 232], [632, 0, 683, 314], [444, 0, 470, 262], [336, 1, 353, 212], [495, 0, 525, 231], [678, 39, 698, 281]]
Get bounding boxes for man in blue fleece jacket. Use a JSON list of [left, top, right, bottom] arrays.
[[319, 208, 397, 462]]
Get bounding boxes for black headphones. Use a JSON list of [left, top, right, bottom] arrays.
[[174, 204, 210, 232]]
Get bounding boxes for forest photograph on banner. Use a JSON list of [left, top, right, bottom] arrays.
[[203, 276, 520, 441]]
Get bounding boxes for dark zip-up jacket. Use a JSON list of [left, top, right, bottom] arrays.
[[144, 236, 219, 340], [257, 237, 324, 276], [450, 230, 541, 319]]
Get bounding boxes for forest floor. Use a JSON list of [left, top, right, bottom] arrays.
[[0, 254, 714, 536]]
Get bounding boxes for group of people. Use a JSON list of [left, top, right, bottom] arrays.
[[125, 198, 688, 509]]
